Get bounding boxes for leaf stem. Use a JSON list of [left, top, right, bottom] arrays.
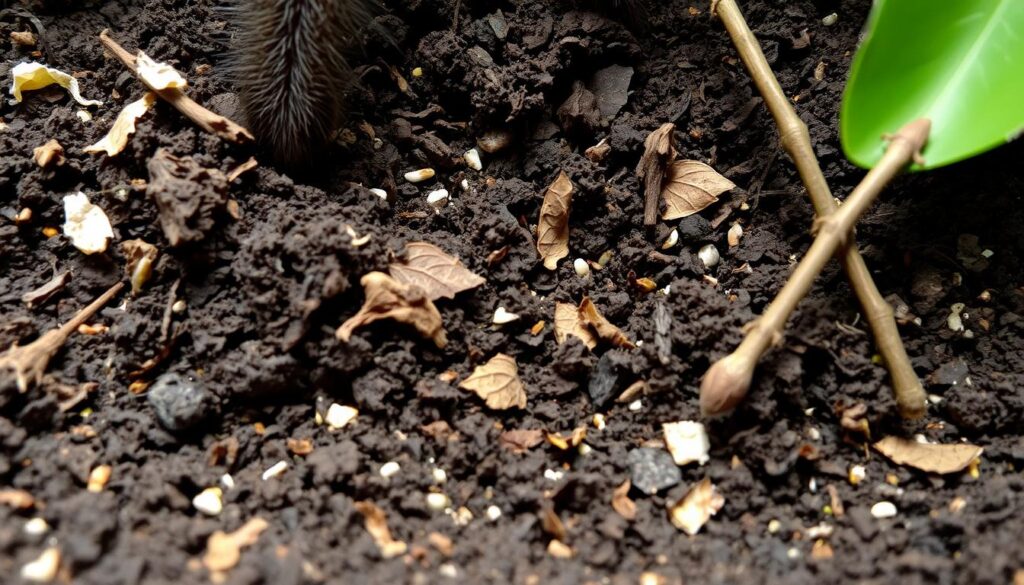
[[700, 117, 930, 417], [709, 0, 926, 419]]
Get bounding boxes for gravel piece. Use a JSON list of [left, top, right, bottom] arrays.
[[147, 373, 211, 432], [628, 448, 682, 495]]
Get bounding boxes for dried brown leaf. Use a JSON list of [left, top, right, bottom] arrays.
[[354, 501, 407, 559], [499, 429, 545, 453], [84, 92, 157, 156], [553, 302, 597, 349], [336, 272, 447, 348], [578, 297, 635, 348], [873, 436, 983, 475], [458, 353, 527, 410], [661, 160, 735, 220], [668, 478, 724, 535], [612, 480, 637, 521], [636, 123, 677, 225], [537, 171, 573, 270], [540, 506, 568, 542], [388, 241, 485, 301]]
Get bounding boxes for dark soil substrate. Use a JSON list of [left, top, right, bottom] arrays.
[[3, 0, 1024, 583]]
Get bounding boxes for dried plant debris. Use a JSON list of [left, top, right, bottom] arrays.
[[388, 242, 486, 301], [9, 61, 103, 106], [499, 429, 545, 453], [663, 421, 710, 466], [537, 171, 573, 270], [63, 192, 114, 255], [553, 302, 598, 349], [337, 272, 447, 347], [636, 123, 677, 226], [202, 517, 269, 574], [84, 92, 157, 156], [146, 148, 229, 246], [121, 239, 158, 295], [661, 161, 735, 220], [354, 501, 408, 559], [33, 139, 65, 168], [21, 271, 71, 309], [458, 353, 527, 410], [873, 436, 983, 475], [0, 283, 123, 393], [578, 297, 634, 348], [135, 52, 187, 90], [612, 480, 638, 521], [668, 478, 724, 536]]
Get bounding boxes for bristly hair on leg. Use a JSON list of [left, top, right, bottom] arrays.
[[224, 0, 372, 167]]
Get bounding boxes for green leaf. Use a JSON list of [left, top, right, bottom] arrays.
[[841, 0, 1024, 170]]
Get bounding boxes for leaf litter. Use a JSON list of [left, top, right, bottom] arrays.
[[388, 241, 486, 301], [336, 272, 447, 348], [873, 436, 983, 475], [458, 353, 527, 410], [536, 171, 574, 270]]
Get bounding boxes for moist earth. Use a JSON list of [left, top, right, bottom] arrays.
[[2, 1, 1024, 584]]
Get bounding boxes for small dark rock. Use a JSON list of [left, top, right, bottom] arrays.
[[147, 373, 211, 432], [677, 214, 712, 243], [587, 352, 620, 407], [628, 448, 681, 495]]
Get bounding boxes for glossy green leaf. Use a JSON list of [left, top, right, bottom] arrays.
[[841, 0, 1024, 170]]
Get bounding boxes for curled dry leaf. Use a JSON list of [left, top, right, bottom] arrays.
[[668, 478, 724, 536], [873, 436, 983, 475], [612, 480, 637, 521], [458, 353, 527, 410], [537, 171, 573, 270], [202, 517, 269, 573], [84, 92, 157, 156], [499, 429, 545, 454], [662, 161, 736, 220], [579, 297, 635, 349], [354, 501, 407, 559], [388, 241, 486, 301], [9, 61, 103, 106], [337, 272, 447, 348], [554, 302, 597, 349], [33, 139, 65, 168], [135, 51, 187, 90], [635, 123, 677, 226]]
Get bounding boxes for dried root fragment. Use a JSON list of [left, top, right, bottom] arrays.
[[84, 92, 157, 156], [202, 517, 269, 574], [354, 501, 407, 559], [636, 123, 676, 226], [336, 272, 447, 348], [0, 282, 124, 394]]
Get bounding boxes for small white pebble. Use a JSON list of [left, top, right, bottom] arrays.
[[947, 303, 965, 332], [427, 188, 450, 209], [787, 547, 801, 559], [822, 12, 838, 26], [698, 244, 720, 268], [767, 519, 781, 534], [663, 421, 710, 466], [23, 518, 49, 536], [871, 501, 897, 519], [486, 505, 502, 521], [806, 523, 834, 539], [807, 427, 821, 441], [369, 188, 388, 200], [573, 258, 590, 278], [849, 464, 867, 484], [661, 229, 679, 249], [21, 547, 61, 583], [460, 178, 470, 191], [325, 403, 358, 430], [439, 563, 458, 578], [578, 443, 592, 456], [913, 433, 931, 444], [544, 469, 564, 482], [262, 461, 288, 481], [220, 474, 235, 490], [628, 399, 643, 412], [426, 492, 450, 511], [808, 478, 817, 493], [981, 249, 994, 258], [451, 506, 474, 526], [492, 306, 520, 325], [404, 168, 435, 183], [432, 468, 448, 484], [592, 413, 606, 431], [380, 461, 401, 478], [927, 394, 943, 404], [76, 110, 92, 123], [192, 487, 223, 516], [464, 148, 483, 171], [171, 300, 187, 313]]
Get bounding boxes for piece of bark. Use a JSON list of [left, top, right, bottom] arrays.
[[635, 123, 677, 226]]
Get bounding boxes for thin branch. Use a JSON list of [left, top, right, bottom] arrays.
[[99, 30, 254, 145], [700, 119, 930, 417], [710, 0, 926, 419]]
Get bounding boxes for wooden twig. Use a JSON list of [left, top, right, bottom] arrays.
[[98, 30, 253, 145], [709, 0, 926, 419], [0, 282, 125, 393], [700, 118, 930, 417]]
